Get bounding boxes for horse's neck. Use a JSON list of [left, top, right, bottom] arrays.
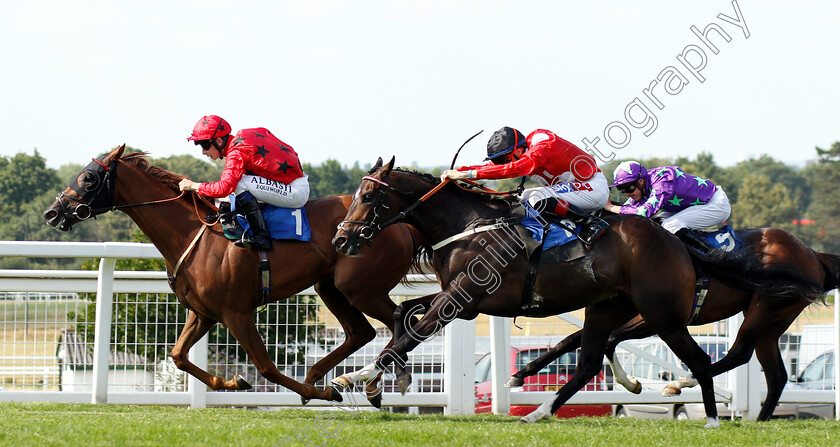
[[399, 178, 501, 240], [116, 171, 204, 265]]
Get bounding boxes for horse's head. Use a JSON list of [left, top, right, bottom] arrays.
[[333, 156, 402, 256], [44, 145, 125, 231]]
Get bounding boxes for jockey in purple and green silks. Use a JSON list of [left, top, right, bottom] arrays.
[[605, 160, 732, 254]]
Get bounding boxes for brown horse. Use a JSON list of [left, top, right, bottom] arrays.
[[510, 226, 838, 421], [43, 145, 423, 405], [329, 157, 822, 426]]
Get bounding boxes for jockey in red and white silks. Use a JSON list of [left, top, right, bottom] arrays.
[[441, 127, 610, 244], [451, 128, 609, 213], [182, 115, 309, 208]]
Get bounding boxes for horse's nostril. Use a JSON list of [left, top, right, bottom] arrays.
[[44, 209, 57, 221]]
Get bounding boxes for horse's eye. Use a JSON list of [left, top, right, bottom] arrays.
[[81, 172, 100, 191], [361, 193, 373, 203]]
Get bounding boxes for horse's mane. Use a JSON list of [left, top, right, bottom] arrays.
[[120, 152, 187, 191]]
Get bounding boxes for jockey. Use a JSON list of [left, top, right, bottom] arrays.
[[604, 160, 731, 254], [179, 115, 310, 251], [440, 127, 610, 244]]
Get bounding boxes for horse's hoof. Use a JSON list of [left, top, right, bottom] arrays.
[[506, 376, 524, 387], [397, 373, 413, 396], [367, 391, 383, 409], [661, 384, 681, 396], [331, 376, 351, 389], [330, 386, 343, 403], [300, 396, 310, 406], [235, 374, 252, 390], [630, 378, 642, 394]]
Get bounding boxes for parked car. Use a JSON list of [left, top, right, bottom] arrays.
[[784, 350, 835, 419], [474, 346, 612, 418]]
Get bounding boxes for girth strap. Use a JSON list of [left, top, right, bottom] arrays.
[[258, 250, 271, 307], [520, 239, 545, 311]]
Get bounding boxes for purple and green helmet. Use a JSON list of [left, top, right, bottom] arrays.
[[611, 161, 647, 187]]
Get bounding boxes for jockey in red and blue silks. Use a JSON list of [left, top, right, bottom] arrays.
[[605, 160, 731, 253], [441, 127, 610, 244], [178, 115, 310, 251]]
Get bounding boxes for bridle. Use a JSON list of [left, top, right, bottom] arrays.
[[53, 156, 198, 229], [54, 157, 120, 224]]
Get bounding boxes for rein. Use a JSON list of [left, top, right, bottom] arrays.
[[84, 190, 189, 217]]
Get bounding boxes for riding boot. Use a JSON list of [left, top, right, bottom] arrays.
[[536, 198, 609, 244], [218, 201, 244, 240], [675, 228, 717, 255], [235, 192, 273, 251], [564, 204, 609, 244]]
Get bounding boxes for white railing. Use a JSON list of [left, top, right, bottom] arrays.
[[0, 241, 837, 420]]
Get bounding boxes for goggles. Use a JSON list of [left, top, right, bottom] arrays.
[[617, 182, 637, 194]]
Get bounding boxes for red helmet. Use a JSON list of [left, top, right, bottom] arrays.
[[187, 115, 231, 141]]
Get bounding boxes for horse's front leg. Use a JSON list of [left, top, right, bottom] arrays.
[[389, 295, 435, 394], [223, 311, 342, 402], [332, 291, 458, 389], [301, 280, 377, 404], [171, 310, 250, 391]]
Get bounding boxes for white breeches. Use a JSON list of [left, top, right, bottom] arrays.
[[235, 174, 310, 208], [521, 171, 610, 213], [660, 186, 731, 233]]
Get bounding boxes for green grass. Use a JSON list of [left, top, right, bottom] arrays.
[[1, 403, 839, 447]]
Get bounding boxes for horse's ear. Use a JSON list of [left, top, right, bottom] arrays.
[[385, 156, 395, 174], [372, 157, 383, 171], [104, 144, 126, 164]]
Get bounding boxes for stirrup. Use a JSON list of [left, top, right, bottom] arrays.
[[580, 218, 609, 244], [236, 234, 272, 251]]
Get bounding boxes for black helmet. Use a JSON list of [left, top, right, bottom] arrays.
[[485, 127, 527, 164]]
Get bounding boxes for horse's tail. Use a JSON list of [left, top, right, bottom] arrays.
[[816, 252, 840, 292], [688, 249, 825, 303]]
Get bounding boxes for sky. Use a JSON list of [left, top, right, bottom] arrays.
[[1, 0, 838, 172]]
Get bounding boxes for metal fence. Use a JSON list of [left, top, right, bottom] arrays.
[[0, 241, 837, 420]]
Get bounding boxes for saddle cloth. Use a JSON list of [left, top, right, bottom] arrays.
[[229, 199, 312, 242], [518, 205, 583, 251], [694, 225, 744, 253]]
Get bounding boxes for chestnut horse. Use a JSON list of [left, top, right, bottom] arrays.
[[330, 158, 822, 427], [510, 227, 839, 421], [44, 145, 423, 405]]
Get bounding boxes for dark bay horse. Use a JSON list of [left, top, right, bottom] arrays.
[[43, 145, 424, 405], [329, 157, 820, 427], [510, 227, 839, 421]]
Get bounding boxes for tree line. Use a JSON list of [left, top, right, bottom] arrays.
[[2, 142, 839, 269]]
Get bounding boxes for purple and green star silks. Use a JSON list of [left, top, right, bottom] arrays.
[[619, 166, 717, 217]]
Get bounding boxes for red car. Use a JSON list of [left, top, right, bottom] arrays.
[[474, 346, 612, 417]]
